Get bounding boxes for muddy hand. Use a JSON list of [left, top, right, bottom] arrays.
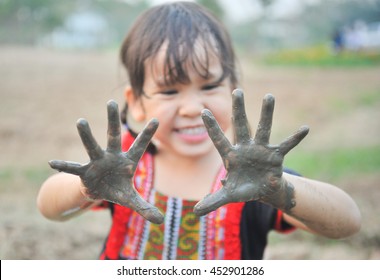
[[49, 100, 164, 224], [194, 89, 309, 216]]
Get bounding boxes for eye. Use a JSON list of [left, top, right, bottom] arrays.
[[159, 89, 178, 95], [202, 83, 220, 91]]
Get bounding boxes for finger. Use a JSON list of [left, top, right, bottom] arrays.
[[232, 89, 251, 143], [254, 94, 275, 145], [49, 160, 86, 176], [127, 118, 159, 161], [121, 189, 164, 224], [202, 109, 232, 158], [106, 100, 121, 153], [279, 125, 310, 155], [193, 188, 230, 216], [132, 195, 165, 224], [77, 118, 104, 160]]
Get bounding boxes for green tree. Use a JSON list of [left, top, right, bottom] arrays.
[[0, 0, 74, 44], [0, 0, 150, 46]]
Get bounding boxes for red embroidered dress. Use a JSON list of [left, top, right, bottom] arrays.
[[98, 133, 295, 260]]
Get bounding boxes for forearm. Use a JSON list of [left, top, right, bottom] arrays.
[[281, 173, 361, 239], [37, 173, 101, 221]]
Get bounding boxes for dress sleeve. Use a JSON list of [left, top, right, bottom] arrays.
[[273, 209, 296, 233], [91, 201, 111, 210]]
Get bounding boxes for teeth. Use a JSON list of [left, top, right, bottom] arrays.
[[177, 127, 206, 135]]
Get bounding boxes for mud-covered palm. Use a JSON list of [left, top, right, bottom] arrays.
[[49, 100, 164, 224], [194, 89, 309, 216]]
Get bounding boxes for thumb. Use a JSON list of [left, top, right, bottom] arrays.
[[193, 188, 230, 216], [119, 190, 164, 224]]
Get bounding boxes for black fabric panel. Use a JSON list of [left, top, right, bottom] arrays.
[[240, 201, 277, 259]]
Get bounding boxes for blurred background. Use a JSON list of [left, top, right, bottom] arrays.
[[0, 0, 379, 259]]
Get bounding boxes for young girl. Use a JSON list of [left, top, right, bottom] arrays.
[[37, 2, 361, 260]]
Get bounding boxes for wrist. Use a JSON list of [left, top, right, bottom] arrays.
[[261, 178, 296, 212], [79, 180, 101, 203], [60, 184, 102, 220]]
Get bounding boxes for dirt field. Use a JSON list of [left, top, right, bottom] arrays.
[[0, 46, 379, 259]]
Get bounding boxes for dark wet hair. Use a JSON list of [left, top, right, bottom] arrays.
[[119, 1, 238, 152]]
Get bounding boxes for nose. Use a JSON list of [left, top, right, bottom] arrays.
[[178, 90, 205, 118]]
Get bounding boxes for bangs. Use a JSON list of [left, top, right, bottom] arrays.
[[150, 35, 226, 87], [121, 2, 237, 96]]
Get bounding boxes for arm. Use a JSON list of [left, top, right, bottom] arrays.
[[194, 89, 361, 239], [37, 100, 164, 224], [282, 173, 361, 238], [37, 173, 101, 221]]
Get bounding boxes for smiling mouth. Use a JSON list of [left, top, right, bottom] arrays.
[[175, 126, 207, 135], [174, 125, 209, 143]]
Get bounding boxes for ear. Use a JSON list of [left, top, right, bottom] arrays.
[[125, 86, 146, 122]]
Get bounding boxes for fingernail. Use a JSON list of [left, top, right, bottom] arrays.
[[201, 109, 212, 117]]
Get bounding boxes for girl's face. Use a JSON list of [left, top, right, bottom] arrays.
[[128, 43, 234, 159]]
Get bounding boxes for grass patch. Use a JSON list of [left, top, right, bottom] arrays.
[[0, 166, 53, 191], [24, 167, 54, 184], [263, 44, 380, 67], [284, 146, 380, 180], [0, 168, 13, 182], [328, 89, 380, 114], [356, 90, 380, 106]]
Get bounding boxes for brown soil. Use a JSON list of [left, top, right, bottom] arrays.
[[1, 46, 379, 259]]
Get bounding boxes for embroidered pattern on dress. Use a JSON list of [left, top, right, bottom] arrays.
[[177, 199, 199, 260], [119, 154, 228, 260]]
